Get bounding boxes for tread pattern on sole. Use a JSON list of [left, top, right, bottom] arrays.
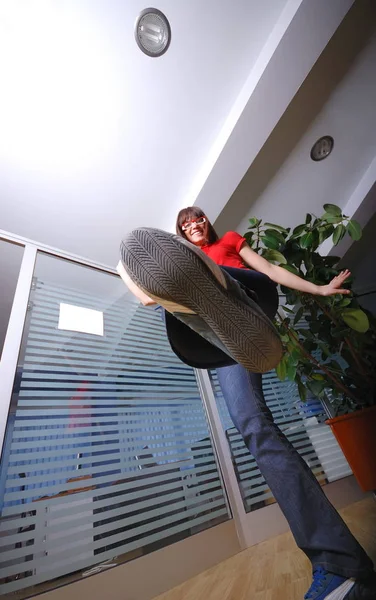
[[121, 228, 283, 373]]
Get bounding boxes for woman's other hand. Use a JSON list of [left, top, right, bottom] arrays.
[[318, 270, 352, 297]]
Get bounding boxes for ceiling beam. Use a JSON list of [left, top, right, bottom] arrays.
[[181, 0, 354, 223]]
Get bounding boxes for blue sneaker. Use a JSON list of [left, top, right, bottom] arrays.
[[304, 566, 355, 599]]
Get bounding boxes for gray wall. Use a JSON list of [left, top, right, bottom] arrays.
[[215, 0, 376, 235]]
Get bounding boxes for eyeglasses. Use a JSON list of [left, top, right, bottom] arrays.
[[181, 216, 206, 232]]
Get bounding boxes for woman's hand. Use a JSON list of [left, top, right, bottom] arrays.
[[318, 270, 351, 296]]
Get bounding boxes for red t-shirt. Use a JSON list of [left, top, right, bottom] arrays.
[[201, 231, 247, 268]]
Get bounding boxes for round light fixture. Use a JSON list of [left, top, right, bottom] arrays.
[[310, 135, 334, 161], [135, 8, 171, 57]]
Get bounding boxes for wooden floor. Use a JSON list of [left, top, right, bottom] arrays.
[[153, 497, 376, 600]]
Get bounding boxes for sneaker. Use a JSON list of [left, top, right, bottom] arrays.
[[305, 567, 376, 600], [304, 567, 355, 599], [120, 227, 283, 373]]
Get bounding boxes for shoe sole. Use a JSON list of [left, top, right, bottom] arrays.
[[326, 579, 355, 599], [120, 228, 283, 373]]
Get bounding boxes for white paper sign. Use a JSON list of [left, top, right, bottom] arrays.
[[58, 303, 104, 336]]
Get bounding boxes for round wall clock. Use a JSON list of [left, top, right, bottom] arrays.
[[310, 136, 334, 161]]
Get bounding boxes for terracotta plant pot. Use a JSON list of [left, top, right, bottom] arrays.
[[326, 405, 376, 492]]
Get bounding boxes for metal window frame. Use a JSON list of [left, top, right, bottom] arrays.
[[0, 243, 37, 460]]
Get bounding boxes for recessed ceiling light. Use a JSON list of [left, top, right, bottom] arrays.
[[135, 8, 171, 57], [310, 136, 334, 161]]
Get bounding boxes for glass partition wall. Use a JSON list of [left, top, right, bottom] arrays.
[[0, 236, 353, 599], [0, 250, 230, 598]]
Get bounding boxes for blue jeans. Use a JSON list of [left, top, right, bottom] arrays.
[[216, 365, 374, 578], [215, 268, 373, 579]]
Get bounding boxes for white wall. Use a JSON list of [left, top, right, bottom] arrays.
[[214, 0, 376, 236]]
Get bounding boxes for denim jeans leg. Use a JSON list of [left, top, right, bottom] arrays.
[[216, 363, 374, 579]]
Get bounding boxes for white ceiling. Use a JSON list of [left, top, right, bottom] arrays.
[[0, 0, 288, 266], [0, 1, 361, 358]]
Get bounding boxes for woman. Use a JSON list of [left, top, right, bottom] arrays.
[[119, 208, 375, 600]]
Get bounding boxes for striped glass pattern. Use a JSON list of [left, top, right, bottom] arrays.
[[0, 253, 230, 597], [210, 369, 352, 512]]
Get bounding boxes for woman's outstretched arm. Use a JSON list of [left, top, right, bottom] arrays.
[[239, 244, 350, 297]]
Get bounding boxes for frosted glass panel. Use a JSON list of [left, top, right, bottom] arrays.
[[0, 253, 230, 597]]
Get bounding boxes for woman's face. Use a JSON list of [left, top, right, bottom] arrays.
[[182, 216, 209, 246]]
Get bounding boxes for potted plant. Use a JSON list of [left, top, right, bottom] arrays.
[[244, 204, 376, 491]]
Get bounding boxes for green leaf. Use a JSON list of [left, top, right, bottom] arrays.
[[262, 249, 287, 264], [307, 379, 326, 397], [261, 234, 280, 250], [347, 220, 362, 241], [297, 379, 307, 402], [311, 373, 325, 380], [316, 266, 336, 281], [294, 306, 304, 325], [291, 224, 307, 238], [264, 229, 286, 244], [290, 349, 301, 365], [264, 223, 289, 234], [332, 224, 346, 245], [286, 363, 297, 381], [284, 290, 298, 305], [322, 213, 342, 224], [310, 229, 320, 250], [318, 225, 334, 245], [305, 213, 312, 224], [341, 308, 369, 333], [248, 217, 259, 228], [323, 203, 342, 216], [300, 231, 314, 248], [324, 255, 340, 266], [328, 217, 343, 224], [281, 305, 295, 314], [338, 297, 351, 308], [276, 359, 287, 381]]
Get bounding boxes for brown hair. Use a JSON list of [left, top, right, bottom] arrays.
[[176, 206, 219, 245]]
